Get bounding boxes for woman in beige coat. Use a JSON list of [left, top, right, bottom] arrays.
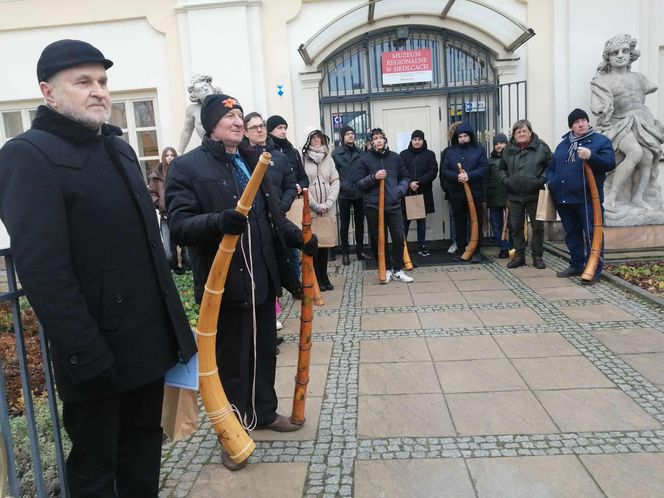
[[302, 129, 340, 290]]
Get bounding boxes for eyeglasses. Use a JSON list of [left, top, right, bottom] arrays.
[[247, 124, 266, 132]]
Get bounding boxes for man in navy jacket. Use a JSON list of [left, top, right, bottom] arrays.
[[547, 108, 616, 284]]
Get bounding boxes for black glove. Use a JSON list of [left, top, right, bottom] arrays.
[[302, 233, 318, 257], [80, 366, 118, 390], [217, 209, 247, 235]]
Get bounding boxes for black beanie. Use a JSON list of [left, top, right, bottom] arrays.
[[200, 94, 243, 136], [267, 115, 288, 134], [568, 108, 589, 128], [411, 129, 425, 140], [493, 133, 508, 145], [340, 125, 355, 140]]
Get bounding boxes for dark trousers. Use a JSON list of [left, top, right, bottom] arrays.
[[489, 207, 512, 251], [314, 246, 331, 285], [365, 206, 405, 271], [63, 379, 165, 498], [508, 199, 543, 257], [338, 198, 366, 254], [404, 217, 427, 249], [217, 295, 278, 426], [449, 196, 483, 252], [557, 203, 604, 276]]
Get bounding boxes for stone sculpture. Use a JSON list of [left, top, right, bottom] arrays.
[[178, 74, 222, 154], [591, 34, 664, 226]]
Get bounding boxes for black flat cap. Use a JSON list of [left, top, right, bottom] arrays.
[[37, 39, 113, 82]]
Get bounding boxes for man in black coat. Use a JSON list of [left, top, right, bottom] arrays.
[[0, 39, 197, 497], [357, 128, 414, 283], [166, 94, 317, 470], [332, 125, 370, 265], [243, 112, 298, 215]]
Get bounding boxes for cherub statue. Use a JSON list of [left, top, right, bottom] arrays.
[[591, 34, 664, 224], [178, 74, 222, 153]]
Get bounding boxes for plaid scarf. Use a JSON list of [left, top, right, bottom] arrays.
[[566, 127, 595, 163]]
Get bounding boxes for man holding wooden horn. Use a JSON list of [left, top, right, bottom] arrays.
[[547, 108, 616, 285], [166, 94, 318, 470], [357, 128, 414, 283], [0, 39, 197, 496]]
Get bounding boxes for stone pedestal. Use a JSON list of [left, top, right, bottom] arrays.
[[545, 221, 664, 251]]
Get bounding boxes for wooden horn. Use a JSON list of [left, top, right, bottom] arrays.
[[403, 241, 413, 270], [581, 160, 603, 281], [196, 152, 272, 463], [458, 163, 478, 261], [291, 188, 314, 424], [377, 178, 387, 282]]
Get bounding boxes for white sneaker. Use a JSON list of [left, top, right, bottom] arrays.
[[393, 270, 414, 283], [380, 270, 392, 284], [276, 319, 283, 330], [447, 242, 457, 254]]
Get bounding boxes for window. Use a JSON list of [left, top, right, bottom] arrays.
[[0, 108, 37, 147], [109, 97, 160, 179]]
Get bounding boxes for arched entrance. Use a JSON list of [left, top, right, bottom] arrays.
[[318, 26, 526, 241]]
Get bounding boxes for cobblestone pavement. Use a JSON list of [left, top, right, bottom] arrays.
[[159, 248, 664, 497]]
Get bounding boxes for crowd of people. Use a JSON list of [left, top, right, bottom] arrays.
[[0, 38, 617, 495]]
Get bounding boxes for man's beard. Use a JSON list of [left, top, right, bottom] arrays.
[[56, 99, 110, 130]]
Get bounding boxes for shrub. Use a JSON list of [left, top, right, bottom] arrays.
[[9, 396, 70, 497]]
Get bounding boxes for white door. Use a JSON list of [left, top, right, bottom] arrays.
[[371, 97, 450, 241]]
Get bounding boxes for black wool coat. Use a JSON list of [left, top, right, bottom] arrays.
[[399, 142, 438, 213], [440, 124, 489, 202], [268, 136, 309, 189], [165, 138, 302, 305], [0, 106, 197, 402], [331, 143, 363, 200]]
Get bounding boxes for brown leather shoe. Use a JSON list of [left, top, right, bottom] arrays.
[[256, 413, 303, 432], [221, 449, 248, 471]]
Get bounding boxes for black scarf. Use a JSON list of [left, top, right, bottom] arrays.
[[31, 104, 122, 143], [270, 135, 294, 151]]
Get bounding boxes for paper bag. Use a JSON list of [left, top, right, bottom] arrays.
[[161, 385, 198, 441], [405, 194, 426, 220], [536, 186, 557, 222], [286, 197, 304, 228], [311, 214, 337, 247]]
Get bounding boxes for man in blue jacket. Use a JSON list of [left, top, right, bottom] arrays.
[[440, 123, 488, 263], [547, 108, 616, 284]]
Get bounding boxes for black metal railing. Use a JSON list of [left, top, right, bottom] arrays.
[[0, 248, 68, 497]]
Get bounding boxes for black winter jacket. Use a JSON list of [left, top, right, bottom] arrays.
[[269, 136, 308, 189], [399, 142, 438, 213], [499, 133, 552, 203], [249, 142, 297, 214], [331, 143, 362, 200], [0, 106, 196, 402], [440, 124, 488, 201], [356, 147, 409, 210], [166, 138, 302, 305], [485, 151, 508, 208]]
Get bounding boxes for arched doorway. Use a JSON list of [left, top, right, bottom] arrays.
[[319, 26, 526, 241]]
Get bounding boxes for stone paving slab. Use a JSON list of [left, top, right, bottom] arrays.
[[467, 455, 605, 497], [536, 388, 662, 432], [167, 250, 664, 497], [579, 453, 664, 498], [590, 327, 664, 353], [355, 459, 475, 498]]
